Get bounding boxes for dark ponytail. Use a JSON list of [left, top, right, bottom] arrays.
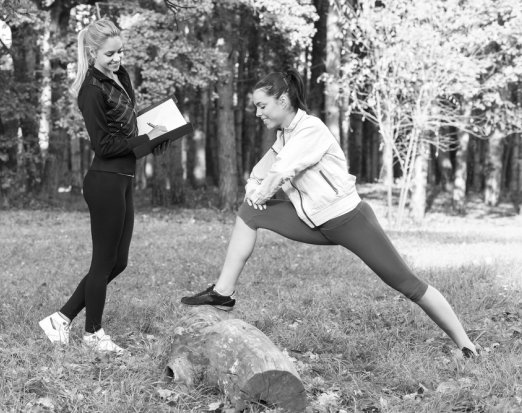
[[254, 68, 308, 112]]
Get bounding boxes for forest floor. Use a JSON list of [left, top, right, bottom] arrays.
[[1, 185, 521, 412]]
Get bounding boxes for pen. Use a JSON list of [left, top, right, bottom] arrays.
[[147, 122, 157, 128]]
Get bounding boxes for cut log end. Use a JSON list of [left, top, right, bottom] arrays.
[[241, 370, 307, 412]]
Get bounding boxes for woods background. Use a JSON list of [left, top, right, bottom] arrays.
[[1, 0, 521, 224]]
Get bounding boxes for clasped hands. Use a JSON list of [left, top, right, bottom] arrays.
[[246, 197, 267, 210]]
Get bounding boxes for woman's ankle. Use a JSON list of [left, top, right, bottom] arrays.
[[213, 285, 235, 297], [57, 311, 71, 324]]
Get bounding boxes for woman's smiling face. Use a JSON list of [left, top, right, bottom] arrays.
[[253, 88, 287, 129], [94, 36, 123, 75]]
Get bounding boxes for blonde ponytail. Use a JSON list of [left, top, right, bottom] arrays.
[[69, 18, 121, 97], [70, 29, 89, 97]]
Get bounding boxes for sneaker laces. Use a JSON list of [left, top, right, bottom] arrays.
[[51, 316, 70, 332]]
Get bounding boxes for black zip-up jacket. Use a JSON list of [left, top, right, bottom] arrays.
[[78, 65, 149, 175]]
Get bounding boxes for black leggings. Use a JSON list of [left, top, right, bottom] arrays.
[[238, 200, 428, 302], [60, 170, 134, 333]]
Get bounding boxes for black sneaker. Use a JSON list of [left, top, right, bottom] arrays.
[[181, 284, 236, 311]]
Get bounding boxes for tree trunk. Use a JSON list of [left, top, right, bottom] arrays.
[[436, 144, 453, 193], [308, 0, 328, 119], [167, 307, 306, 412], [324, 3, 341, 142], [241, 22, 259, 181], [70, 132, 83, 194], [39, 15, 52, 160], [452, 122, 471, 214], [348, 113, 363, 178], [10, 21, 42, 193], [188, 90, 207, 188], [411, 140, 429, 221], [216, 33, 238, 209], [380, 127, 394, 223], [235, 40, 246, 181], [510, 134, 521, 214], [151, 137, 185, 206], [512, 85, 522, 213], [339, 93, 350, 165], [484, 128, 504, 206], [206, 88, 219, 186], [381, 134, 393, 186], [41, 1, 77, 198], [471, 137, 484, 192]]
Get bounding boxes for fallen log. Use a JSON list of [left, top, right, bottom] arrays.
[[166, 306, 307, 412]]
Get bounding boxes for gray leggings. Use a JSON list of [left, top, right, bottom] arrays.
[[238, 200, 428, 302]]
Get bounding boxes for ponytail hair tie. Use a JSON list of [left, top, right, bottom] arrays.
[[281, 72, 289, 89]]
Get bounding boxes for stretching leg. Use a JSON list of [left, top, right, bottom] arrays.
[[319, 201, 476, 353], [213, 200, 332, 295]]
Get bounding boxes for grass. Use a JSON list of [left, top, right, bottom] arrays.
[[0, 186, 521, 412]]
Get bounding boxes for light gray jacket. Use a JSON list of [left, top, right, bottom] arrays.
[[246, 109, 361, 227]]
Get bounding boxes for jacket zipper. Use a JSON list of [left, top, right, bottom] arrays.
[[290, 181, 316, 228], [319, 170, 338, 194]]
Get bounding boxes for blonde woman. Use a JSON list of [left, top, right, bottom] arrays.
[[39, 18, 167, 353]]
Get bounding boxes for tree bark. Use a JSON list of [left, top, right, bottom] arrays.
[[242, 22, 260, 181], [471, 137, 484, 192], [70, 132, 83, 194], [38, 15, 52, 160], [167, 307, 306, 412], [188, 90, 207, 188], [217, 36, 238, 209], [381, 133, 393, 186], [206, 88, 219, 186], [10, 21, 41, 193], [151, 137, 185, 206], [511, 84, 522, 213], [308, 0, 328, 119], [510, 134, 521, 214], [324, 3, 341, 142], [235, 39, 246, 181], [452, 107, 471, 214], [411, 140, 429, 221], [348, 113, 363, 178], [339, 93, 350, 165], [484, 128, 504, 206], [436, 144, 453, 193]]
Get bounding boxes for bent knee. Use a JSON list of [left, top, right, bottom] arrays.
[[237, 201, 259, 229], [111, 261, 128, 277], [398, 279, 429, 302]]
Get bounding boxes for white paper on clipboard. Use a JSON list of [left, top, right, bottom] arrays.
[[136, 97, 187, 135]]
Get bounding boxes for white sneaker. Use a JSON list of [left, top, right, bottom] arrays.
[[39, 312, 70, 345], [83, 329, 126, 355]]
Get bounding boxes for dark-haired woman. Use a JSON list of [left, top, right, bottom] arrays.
[[182, 69, 478, 356]]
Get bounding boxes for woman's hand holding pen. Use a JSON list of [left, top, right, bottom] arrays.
[[147, 122, 168, 140], [147, 122, 170, 155]]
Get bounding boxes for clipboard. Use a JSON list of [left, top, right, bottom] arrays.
[[134, 96, 194, 158]]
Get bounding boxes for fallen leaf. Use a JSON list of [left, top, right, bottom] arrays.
[[36, 397, 55, 409], [157, 388, 179, 402], [208, 401, 223, 411]]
